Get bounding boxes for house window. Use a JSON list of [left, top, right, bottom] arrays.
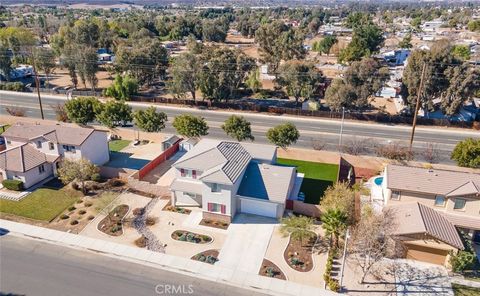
[[454, 198, 466, 210], [49, 142, 54, 150], [434, 195, 446, 207], [63, 145, 76, 153], [207, 202, 226, 214], [38, 164, 45, 174], [36, 141, 42, 148], [391, 190, 401, 200], [211, 183, 221, 193], [180, 169, 196, 179]]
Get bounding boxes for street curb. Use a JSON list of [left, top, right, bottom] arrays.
[[0, 219, 337, 296]]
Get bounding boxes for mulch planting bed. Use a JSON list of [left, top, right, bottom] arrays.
[[259, 259, 286, 280], [199, 218, 229, 230], [162, 203, 192, 215], [283, 231, 317, 272], [98, 204, 129, 236], [191, 249, 219, 264], [171, 230, 212, 244]]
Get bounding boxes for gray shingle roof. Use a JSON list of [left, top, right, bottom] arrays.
[[386, 165, 480, 197], [2, 123, 98, 146], [390, 202, 464, 250], [0, 143, 49, 172]]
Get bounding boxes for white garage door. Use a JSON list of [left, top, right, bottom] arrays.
[[240, 198, 278, 218]]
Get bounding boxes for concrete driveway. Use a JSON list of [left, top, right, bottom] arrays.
[[217, 214, 277, 274], [395, 260, 453, 296]]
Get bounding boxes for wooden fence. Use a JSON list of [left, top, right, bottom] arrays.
[[137, 139, 182, 180]]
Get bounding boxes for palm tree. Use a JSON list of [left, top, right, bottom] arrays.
[[280, 215, 315, 246], [321, 208, 348, 249]]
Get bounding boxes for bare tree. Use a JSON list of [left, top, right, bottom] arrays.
[[348, 206, 398, 284], [5, 107, 26, 117], [312, 139, 326, 151], [342, 137, 371, 155], [50, 103, 69, 122], [422, 143, 440, 163], [375, 142, 414, 161]]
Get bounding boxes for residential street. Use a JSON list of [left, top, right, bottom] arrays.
[[1, 91, 478, 164], [0, 235, 266, 296]]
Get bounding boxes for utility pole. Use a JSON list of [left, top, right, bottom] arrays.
[[31, 52, 44, 120], [338, 106, 345, 150], [409, 62, 427, 152]]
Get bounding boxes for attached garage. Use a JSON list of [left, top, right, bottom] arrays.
[[405, 244, 450, 266], [239, 197, 283, 219]]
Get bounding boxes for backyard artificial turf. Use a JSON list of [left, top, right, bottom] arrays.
[[108, 140, 131, 152], [0, 188, 81, 222], [276, 158, 339, 204]]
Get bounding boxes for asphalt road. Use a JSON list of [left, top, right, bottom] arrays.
[[1, 91, 478, 164], [0, 235, 266, 296]]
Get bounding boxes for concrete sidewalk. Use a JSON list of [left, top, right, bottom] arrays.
[[0, 219, 337, 296]]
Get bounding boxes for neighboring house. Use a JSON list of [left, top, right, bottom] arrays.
[[170, 139, 300, 222], [0, 123, 109, 188], [380, 49, 410, 66], [389, 202, 464, 266], [381, 165, 480, 244]]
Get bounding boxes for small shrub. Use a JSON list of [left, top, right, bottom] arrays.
[[134, 235, 147, 248], [203, 219, 212, 224], [68, 206, 76, 211], [70, 220, 79, 225], [450, 250, 478, 273], [473, 121, 480, 131], [60, 214, 70, 220], [2, 179, 24, 191], [87, 215, 95, 220], [133, 208, 144, 216], [375, 143, 413, 161], [323, 273, 331, 283], [84, 202, 93, 207], [205, 255, 218, 264], [328, 278, 340, 292], [79, 210, 87, 215], [76, 199, 83, 204], [91, 173, 102, 182], [71, 182, 81, 191], [266, 267, 275, 277], [145, 216, 157, 226]]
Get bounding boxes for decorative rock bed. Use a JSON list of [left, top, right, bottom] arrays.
[[191, 249, 219, 264], [283, 231, 317, 272], [97, 204, 129, 236], [171, 230, 213, 244], [132, 198, 165, 253], [259, 259, 286, 280]]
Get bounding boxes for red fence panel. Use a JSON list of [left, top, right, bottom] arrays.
[[137, 139, 182, 180]]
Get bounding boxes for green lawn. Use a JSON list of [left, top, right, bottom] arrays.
[[0, 188, 81, 221], [277, 158, 338, 204], [452, 283, 480, 296], [0, 124, 10, 134], [108, 140, 131, 152]]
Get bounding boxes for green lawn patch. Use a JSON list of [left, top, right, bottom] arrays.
[[0, 188, 81, 221], [277, 158, 338, 204], [108, 140, 131, 152], [0, 124, 10, 135], [452, 283, 480, 296]]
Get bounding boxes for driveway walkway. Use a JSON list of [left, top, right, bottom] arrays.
[[217, 214, 276, 274], [395, 260, 453, 296]]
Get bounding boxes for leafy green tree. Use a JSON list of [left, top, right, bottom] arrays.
[[0, 44, 12, 81], [450, 251, 478, 273], [280, 215, 315, 245], [339, 16, 384, 63], [313, 35, 337, 55], [168, 53, 200, 100], [451, 138, 480, 168], [411, 17, 422, 31], [133, 106, 168, 133], [398, 33, 413, 49], [172, 114, 209, 138], [96, 100, 132, 128], [104, 74, 138, 100], [255, 21, 306, 76], [64, 96, 101, 125], [276, 60, 325, 104], [221, 115, 254, 142], [467, 20, 480, 32], [202, 19, 227, 42], [34, 47, 56, 88], [320, 182, 355, 224], [266, 122, 300, 149], [245, 68, 262, 93], [321, 208, 348, 249], [76, 46, 98, 91], [325, 57, 389, 111], [452, 45, 471, 61], [58, 158, 98, 194]]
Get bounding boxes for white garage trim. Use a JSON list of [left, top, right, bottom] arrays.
[[238, 196, 283, 218]]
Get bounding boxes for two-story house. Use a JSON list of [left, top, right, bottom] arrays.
[[0, 122, 109, 189], [170, 139, 299, 222]]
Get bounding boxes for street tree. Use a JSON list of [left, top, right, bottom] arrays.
[[221, 115, 254, 142], [276, 60, 325, 104], [321, 208, 348, 249], [245, 68, 262, 93], [76, 46, 99, 91], [172, 114, 209, 138], [451, 138, 480, 168], [95, 100, 133, 128], [266, 122, 300, 149], [64, 96, 101, 125], [104, 74, 138, 100], [0, 44, 12, 81], [34, 47, 56, 88], [168, 52, 200, 100], [280, 215, 315, 246], [133, 106, 168, 133], [58, 158, 99, 194]]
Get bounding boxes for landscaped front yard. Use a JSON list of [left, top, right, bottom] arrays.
[[0, 188, 82, 221], [108, 139, 131, 152], [277, 158, 338, 204]]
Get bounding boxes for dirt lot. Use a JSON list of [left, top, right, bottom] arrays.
[[46, 68, 114, 90]]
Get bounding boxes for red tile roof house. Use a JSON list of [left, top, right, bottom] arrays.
[[0, 123, 109, 189]]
